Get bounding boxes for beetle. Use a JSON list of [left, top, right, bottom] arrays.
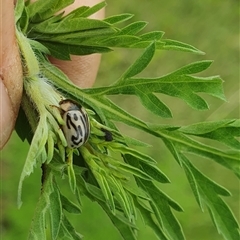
[[59, 99, 90, 148]]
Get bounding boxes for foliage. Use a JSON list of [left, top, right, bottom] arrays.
[[14, 0, 239, 240]]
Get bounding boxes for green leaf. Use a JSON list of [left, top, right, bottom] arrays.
[[67, 161, 77, 193], [14, 0, 25, 23], [104, 14, 134, 24], [180, 119, 235, 134], [140, 31, 164, 41], [27, 0, 74, 22], [139, 162, 171, 183], [47, 27, 117, 45], [162, 39, 205, 54], [17, 115, 48, 207], [125, 155, 183, 213], [77, 1, 106, 18], [97, 201, 138, 240], [180, 119, 240, 149], [31, 17, 110, 34], [121, 42, 156, 79], [28, 170, 54, 240], [59, 215, 83, 240], [16, 31, 40, 76], [15, 106, 33, 143], [170, 60, 212, 75], [138, 180, 185, 240], [49, 182, 62, 240], [29, 39, 50, 55], [161, 129, 240, 178], [42, 57, 239, 177], [93, 171, 115, 213], [61, 194, 82, 214], [15, 1, 239, 240], [118, 162, 154, 181], [122, 135, 151, 147], [61, 6, 90, 20], [87, 60, 225, 112], [134, 197, 169, 240], [99, 35, 141, 47], [136, 92, 172, 118], [181, 156, 239, 240], [119, 21, 148, 35], [41, 41, 111, 60], [110, 144, 156, 164]]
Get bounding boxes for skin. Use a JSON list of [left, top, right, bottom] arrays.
[[0, 0, 104, 149]]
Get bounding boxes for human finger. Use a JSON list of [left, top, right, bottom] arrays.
[[0, 0, 23, 149]]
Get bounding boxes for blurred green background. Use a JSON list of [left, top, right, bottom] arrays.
[[1, 1, 239, 239]]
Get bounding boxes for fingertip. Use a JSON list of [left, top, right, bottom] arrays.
[[49, 54, 102, 88], [0, 79, 15, 149], [48, 0, 105, 89]]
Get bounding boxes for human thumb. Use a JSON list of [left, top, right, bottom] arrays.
[[0, 0, 23, 149]]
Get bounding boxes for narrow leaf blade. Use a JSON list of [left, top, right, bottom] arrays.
[[121, 42, 156, 79]]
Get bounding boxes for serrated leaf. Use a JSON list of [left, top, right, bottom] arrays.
[[43, 59, 239, 179], [17, 116, 48, 207], [16, 2, 239, 240], [87, 60, 225, 112]]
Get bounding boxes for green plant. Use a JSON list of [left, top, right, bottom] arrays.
[[14, 0, 239, 239]]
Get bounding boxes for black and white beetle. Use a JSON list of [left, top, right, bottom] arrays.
[[59, 99, 90, 148]]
